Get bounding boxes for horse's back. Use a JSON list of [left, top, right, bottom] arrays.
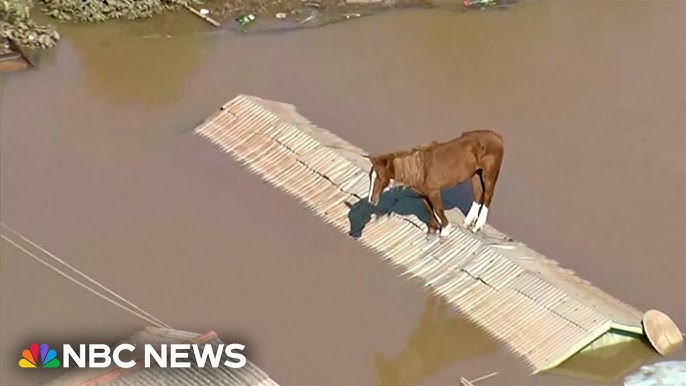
[[458, 130, 504, 154], [460, 129, 503, 143]]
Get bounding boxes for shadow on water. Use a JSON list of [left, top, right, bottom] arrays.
[[345, 183, 474, 238], [373, 294, 498, 386]]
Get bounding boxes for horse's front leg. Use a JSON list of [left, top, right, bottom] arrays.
[[428, 191, 452, 237], [419, 195, 441, 239]]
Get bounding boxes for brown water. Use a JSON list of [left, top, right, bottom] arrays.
[[1, 1, 685, 385]]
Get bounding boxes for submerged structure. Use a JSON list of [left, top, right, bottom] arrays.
[[193, 94, 683, 373], [42, 327, 280, 386], [0, 38, 34, 75]]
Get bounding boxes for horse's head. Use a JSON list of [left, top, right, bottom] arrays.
[[365, 154, 394, 205]]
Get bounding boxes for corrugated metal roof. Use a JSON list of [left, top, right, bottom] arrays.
[[42, 327, 279, 386], [193, 94, 649, 373]]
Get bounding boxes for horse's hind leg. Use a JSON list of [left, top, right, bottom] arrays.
[[427, 191, 452, 237], [463, 171, 484, 227], [472, 159, 502, 232], [419, 195, 441, 237]]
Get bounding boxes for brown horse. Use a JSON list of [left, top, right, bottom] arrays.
[[366, 130, 504, 237]]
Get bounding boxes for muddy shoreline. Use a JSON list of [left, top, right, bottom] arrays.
[[0, 0, 507, 53]]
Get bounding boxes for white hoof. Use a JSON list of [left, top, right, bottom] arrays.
[[439, 224, 452, 237], [470, 206, 489, 233], [426, 232, 439, 242], [463, 201, 481, 227]]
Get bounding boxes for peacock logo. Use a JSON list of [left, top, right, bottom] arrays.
[[19, 343, 61, 368]]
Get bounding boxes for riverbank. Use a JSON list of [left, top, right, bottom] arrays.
[[0, 0, 195, 50], [0, 0, 478, 53]]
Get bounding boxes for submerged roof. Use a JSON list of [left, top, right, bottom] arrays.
[[194, 94, 649, 373], [42, 327, 280, 386]]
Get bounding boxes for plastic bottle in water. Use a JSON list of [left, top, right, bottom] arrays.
[[235, 14, 257, 28]]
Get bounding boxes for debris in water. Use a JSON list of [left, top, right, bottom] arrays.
[[236, 13, 257, 32], [462, 0, 516, 11], [298, 12, 317, 24], [0, 38, 35, 74], [460, 371, 498, 386], [236, 13, 257, 25], [184, 4, 222, 27], [642, 309, 684, 356], [623, 361, 686, 386], [191, 0, 438, 33]]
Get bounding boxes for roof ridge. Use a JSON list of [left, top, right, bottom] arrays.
[[193, 94, 661, 372]]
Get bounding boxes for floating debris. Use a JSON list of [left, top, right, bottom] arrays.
[[185, 4, 222, 27], [199, 0, 433, 33], [624, 361, 686, 386], [345, 0, 383, 4], [642, 309, 685, 356], [460, 371, 498, 386], [236, 13, 257, 25], [462, 0, 516, 11], [236, 13, 257, 30]]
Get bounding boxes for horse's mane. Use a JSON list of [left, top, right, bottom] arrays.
[[383, 142, 438, 188]]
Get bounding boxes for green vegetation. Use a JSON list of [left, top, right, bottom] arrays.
[[42, 0, 196, 22], [1, 0, 197, 50], [1, 0, 59, 48]]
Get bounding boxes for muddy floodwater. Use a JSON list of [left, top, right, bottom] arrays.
[[1, 1, 685, 385]]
